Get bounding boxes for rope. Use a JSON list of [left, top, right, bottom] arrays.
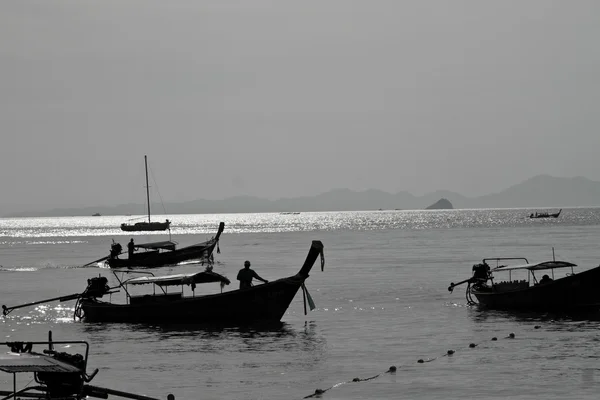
[[302, 325, 541, 398], [148, 165, 168, 216]]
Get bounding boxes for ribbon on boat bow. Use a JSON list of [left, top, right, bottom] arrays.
[[301, 283, 316, 315], [320, 248, 325, 271]]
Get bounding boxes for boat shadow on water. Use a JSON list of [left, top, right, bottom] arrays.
[[83, 319, 322, 339], [469, 306, 600, 326], [81, 320, 326, 352]]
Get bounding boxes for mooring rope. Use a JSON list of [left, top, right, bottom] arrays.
[[303, 325, 541, 398]]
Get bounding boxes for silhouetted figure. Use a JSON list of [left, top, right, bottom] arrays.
[[540, 274, 553, 284], [128, 238, 135, 259], [237, 260, 268, 289]]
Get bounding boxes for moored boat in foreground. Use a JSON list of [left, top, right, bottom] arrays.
[[3, 240, 325, 324], [448, 253, 600, 311], [0, 331, 174, 400]]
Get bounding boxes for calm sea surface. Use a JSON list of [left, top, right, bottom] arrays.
[[2, 209, 600, 399]]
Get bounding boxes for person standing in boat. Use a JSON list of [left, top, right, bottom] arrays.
[[128, 238, 136, 259], [237, 260, 268, 289]]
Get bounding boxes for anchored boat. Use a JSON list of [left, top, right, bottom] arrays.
[[448, 251, 600, 311], [0, 331, 173, 400], [3, 240, 325, 324], [120, 155, 171, 232]]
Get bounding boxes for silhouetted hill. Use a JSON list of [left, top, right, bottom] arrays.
[[6, 175, 600, 217], [426, 198, 453, 210]]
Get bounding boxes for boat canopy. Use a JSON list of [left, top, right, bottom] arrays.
[[493, 261, 577, 272], [126, 271, 231, 287], [0, 352, 82, 373], [134, 240, 177, 251]]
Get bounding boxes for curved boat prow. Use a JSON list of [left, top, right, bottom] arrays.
[[298, 240, 325, 278], [215, 222, 225, 240]]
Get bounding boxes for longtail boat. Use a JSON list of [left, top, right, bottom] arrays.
[[0, 331, 174, 400], [3, 240, 325, 324], [529, 209, 562, 219], [99, 222, 224, 269], [448, 250, 600, 311]]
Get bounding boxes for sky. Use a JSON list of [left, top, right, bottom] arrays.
[[1, 1, 599, 215]]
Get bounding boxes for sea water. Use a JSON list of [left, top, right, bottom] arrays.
[[1, 209, 600, 400]]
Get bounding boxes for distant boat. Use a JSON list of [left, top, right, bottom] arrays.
[[120, 155, 171, 232], [280, 212, 300, 215], [92, 213, 101, 217], [529, 209, 562, 219]]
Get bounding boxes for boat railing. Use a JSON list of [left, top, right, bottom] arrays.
[[483, 257, 529, 266], [111, 270, 168, 300]]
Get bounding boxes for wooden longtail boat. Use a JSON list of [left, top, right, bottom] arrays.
[[106, 222, 224, 269], [3, 240, 325, 324], [448, 252, 600, 311], [0, 331, 174, 400], [529, 209, 562, 219]]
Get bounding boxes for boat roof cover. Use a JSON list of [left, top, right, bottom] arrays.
[[0, 352, 82, 373], [126, 271, 231, 286], [135, 240, 177, 251], [493, 261, 577, 272]]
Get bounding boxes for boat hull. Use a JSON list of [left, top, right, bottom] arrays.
[[472, 265, 600, 311], [106, 240, 218, 268], [120, 221, 171, 232], [80, 275, 306, 323]]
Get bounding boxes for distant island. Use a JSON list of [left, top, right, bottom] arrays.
[[5, 174, 600, 217], [426, 198, 453, 210]]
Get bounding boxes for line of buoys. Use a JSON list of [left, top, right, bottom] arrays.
[[303, 330, 526, 398]]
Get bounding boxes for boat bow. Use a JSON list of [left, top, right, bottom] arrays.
[[298, 240, 325, 278]]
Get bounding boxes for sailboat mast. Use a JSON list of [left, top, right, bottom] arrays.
[[144, 155, 151, 223]]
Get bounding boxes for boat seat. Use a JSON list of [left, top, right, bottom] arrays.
[[130, 292, 182, 305]]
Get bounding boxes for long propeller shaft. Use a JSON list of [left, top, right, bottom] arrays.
[[2, 293, 82, 316]]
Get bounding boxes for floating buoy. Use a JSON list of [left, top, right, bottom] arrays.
[[508, 333, 515, 339], [417, 359, 424, 363], [447, 350, 455, 355], [534, 325, 541, 329], [469, 343, 477, 348], [491, 337, 497, 341], [167, 395, 175, 400]]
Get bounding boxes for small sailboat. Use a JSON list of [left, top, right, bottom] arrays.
[[120, 155, 171, 232]]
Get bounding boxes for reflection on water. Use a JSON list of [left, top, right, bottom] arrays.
[[469, 306, 600, 329]]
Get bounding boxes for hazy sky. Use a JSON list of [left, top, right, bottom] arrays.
[[2, 1, 599, 215]]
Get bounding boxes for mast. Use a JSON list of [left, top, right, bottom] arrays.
[[144, 155, 151, 223]]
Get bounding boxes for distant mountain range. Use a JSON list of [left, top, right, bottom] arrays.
[[6, 175, 600, 218]]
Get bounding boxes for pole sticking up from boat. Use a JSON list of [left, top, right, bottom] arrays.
[[144, 154, 151, 224]]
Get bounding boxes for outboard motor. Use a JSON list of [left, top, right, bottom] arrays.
[[84, 276, 110, 299], [36, 351, 85, 398], [110, 242, 122, 259], [471, 262, 491, 285]]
